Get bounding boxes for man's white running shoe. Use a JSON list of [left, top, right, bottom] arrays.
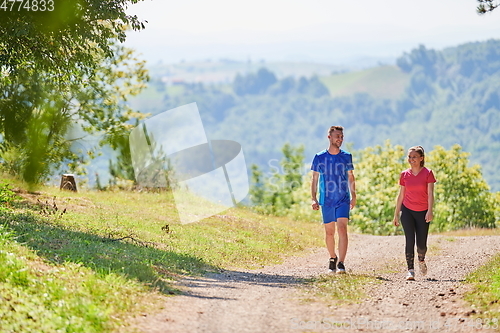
[[406, 269, 415, 281], [418, 260, 427, 276]]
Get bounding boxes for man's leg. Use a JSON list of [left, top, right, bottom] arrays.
[[336, 217, 349, 263], [324, 221, 337, 259]]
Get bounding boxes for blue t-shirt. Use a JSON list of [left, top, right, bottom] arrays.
[[311, 149, 354, 207]]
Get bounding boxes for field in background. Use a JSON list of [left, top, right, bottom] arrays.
[[147, 60, 347, 84], [319, 65, 409, 99]]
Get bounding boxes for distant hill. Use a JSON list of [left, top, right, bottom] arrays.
[[146, 60, 350, 85], [125, 40, 500, 192]]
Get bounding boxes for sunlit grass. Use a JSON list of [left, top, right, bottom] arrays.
[[434, 228, 500, 237], [0, 223, 156, 333], [302, 273, 381, 305], [0, 178, 324, 331], [464, 253, 500, 328], [28, 186, 323, 270]]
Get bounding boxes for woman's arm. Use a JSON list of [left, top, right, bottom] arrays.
[[393, 185, 405, 226], [425, 183, 435, 222]]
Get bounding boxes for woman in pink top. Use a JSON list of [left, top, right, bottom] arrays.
[[393, 146, 436, 281]]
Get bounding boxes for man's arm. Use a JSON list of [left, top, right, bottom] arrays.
[[311, 171, 319, 210], [348, 170, 356, 209]]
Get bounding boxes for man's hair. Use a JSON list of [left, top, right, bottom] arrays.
[[408, 145, 425, 167], [328, 126, 344, 135]]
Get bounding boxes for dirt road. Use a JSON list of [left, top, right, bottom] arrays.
[[132, 234, 500, 333]]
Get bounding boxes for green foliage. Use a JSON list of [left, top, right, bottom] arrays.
[[287, 174, 323, 222], [108, 119, 140, 185], [496, 192, 500, 224], [249, 143, 306, 216], [0, 1, 149, 185], [249, 141, 499, 235], [428, 145, 497, 231], [0, 181, 18, 208], [477, 0, 500, 14], [0, 0, 146, 78], [352, 142, 497, 234], [351, 141, 406, 235]]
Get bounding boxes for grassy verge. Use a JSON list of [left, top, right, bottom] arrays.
[[463, 253, 500, 329], [0, 179, 323, 332], [434, 228, 500, 330], [0, 223, 152, 332], [434, 228, 500, 237]]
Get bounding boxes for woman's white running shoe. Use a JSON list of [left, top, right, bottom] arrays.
[[406, 269, 415, 281]]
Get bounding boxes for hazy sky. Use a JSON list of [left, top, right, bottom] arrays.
[[124, 0, 500, 65]]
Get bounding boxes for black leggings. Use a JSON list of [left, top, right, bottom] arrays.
[[401, 204, 429, 270]]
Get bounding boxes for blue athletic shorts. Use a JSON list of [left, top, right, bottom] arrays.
[[321, 202, 350, 224]]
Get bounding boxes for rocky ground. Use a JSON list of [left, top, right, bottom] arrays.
[[131, 233, 500, 333]]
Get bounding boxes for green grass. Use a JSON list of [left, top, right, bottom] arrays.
[[302, 273, 381, 305], [0, 223, 153, 333], [464, 253, 500, 329], [31, 187, 323, 270], [435, 228, 500, 237], [443, 227, 500, 329], [320, 65, 409, 99], [0, 179, 324, 332]]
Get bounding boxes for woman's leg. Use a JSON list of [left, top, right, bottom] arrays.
[[400, 205, 416, 270], [414, 210, 430, 261]]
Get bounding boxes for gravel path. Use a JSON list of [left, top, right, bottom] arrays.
[[131, 233, 500, 333]]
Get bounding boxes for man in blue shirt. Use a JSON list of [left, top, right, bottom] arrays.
[[311, 126, 356, 273]]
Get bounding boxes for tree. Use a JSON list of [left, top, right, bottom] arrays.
[[0, 1, 149, 185], [428, 145, 496, 231], [0, 1, 145, 78], [233, 68, 277, 96], [477, 0, 500, 13], [396, 45, 440, 80], [249, 143, 305, 216], [351, 141, 406, 235]]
